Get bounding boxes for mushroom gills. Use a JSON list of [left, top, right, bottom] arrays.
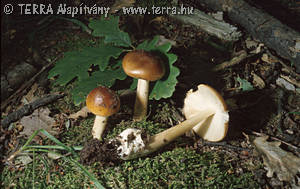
[[183, 84, 229, 142]]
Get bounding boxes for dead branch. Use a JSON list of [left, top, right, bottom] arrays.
[[198, 0, 300, 73], [1, 93, 65, 128], [212, 50, 248, 71], [1, 55, 61, 112], [169, 7, 241, 41], [266, 50, 300, 78], [202, 140, 251, 152]]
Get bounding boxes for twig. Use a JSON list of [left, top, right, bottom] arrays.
[[1, 55, 61, 112], [1, 93, 65, 128], [212, 50, 248, 71], [202, 140, 251, 151], [251, 131, 300, 153], [267, 50, 300, 78], [280, 74, 300, 88]]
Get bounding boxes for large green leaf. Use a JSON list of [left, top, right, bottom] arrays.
[[48, 46, 124, 86], [149, 53, 178, 100], [133, 36, 180, 100], [89, 16, 132, 47], [71, 61, 127, 105]]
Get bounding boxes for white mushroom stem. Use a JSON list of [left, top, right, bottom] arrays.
[[133, 79, 149, 121], [92, 115, 107, 140], [116, 110, 215, 160], [143, 110, 215, 156], [145, 110, 214, 153]]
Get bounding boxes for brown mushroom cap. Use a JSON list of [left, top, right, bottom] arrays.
[[86, 86, 120, 117], [122, 50, 165, 81]]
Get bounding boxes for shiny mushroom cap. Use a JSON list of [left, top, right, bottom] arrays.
[[86, 86, 120, 117], [122, 50, 165, 81], [183, 84, 229, 142]]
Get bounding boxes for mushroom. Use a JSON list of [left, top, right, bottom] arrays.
[[122, 50, 165, 121], [86, 86, 120, 140], [112, 110, 215, 160], [183, 84, 229, 142], [108, 84, 229, 160]]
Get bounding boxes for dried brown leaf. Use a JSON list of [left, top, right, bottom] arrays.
[[68, 106, 90, 120], [251, 72, 265, 89], [253, 136, 300, 182], [20, 107, 57, 137]]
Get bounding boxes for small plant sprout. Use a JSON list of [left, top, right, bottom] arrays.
[[86, 86, 120, 140], [183, 84, 229, 142], [102, 84, 229, 160], [122, 50, 165, 121]]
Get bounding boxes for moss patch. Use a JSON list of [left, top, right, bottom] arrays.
[[97, 148, 258, 188]]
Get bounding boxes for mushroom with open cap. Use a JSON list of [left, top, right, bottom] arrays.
[[183, 84, 229, 142], [107, 84, 228, 160], [86, 86, 120, 140], [122, 50, 165, 121]]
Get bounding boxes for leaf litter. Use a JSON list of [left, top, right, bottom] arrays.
[[253, 136, 300, 182], [20, 107, 58, 138]]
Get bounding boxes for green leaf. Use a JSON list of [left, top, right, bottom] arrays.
[[27, 145, 83, 151], [288, 111, 300, 115], [71, 61, 127, 105], [134, 36, 180, 100], [89, 16, 132, 47], [237, 76, 254, 91], [40, 129, 78, 158], [130, 79, 138, 90], [48, 46, 124, 86], [149, 53, 179, 100], [137, 36, 160, 50]]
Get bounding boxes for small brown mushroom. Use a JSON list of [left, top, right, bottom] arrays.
[[122, 50, 165, 121], [86, 86, 120, 140]]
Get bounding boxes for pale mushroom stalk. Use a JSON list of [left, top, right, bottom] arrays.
[[113, 110, 215, 160], [92, 116, 107, 140], [122, 50, 165, 121], [133, 79, 149, 120], [143, 110, 215, 155]]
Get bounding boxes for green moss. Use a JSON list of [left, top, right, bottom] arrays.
[[106, 119, 168, 139], [1, 156, 93, 189], [151, 102, 181, 125], [98, 148, 258, 188], [59, 117, 94, 146]]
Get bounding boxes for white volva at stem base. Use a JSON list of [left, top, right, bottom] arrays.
[[133, 79, 149, 121], [92, 115, 107, 140]]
